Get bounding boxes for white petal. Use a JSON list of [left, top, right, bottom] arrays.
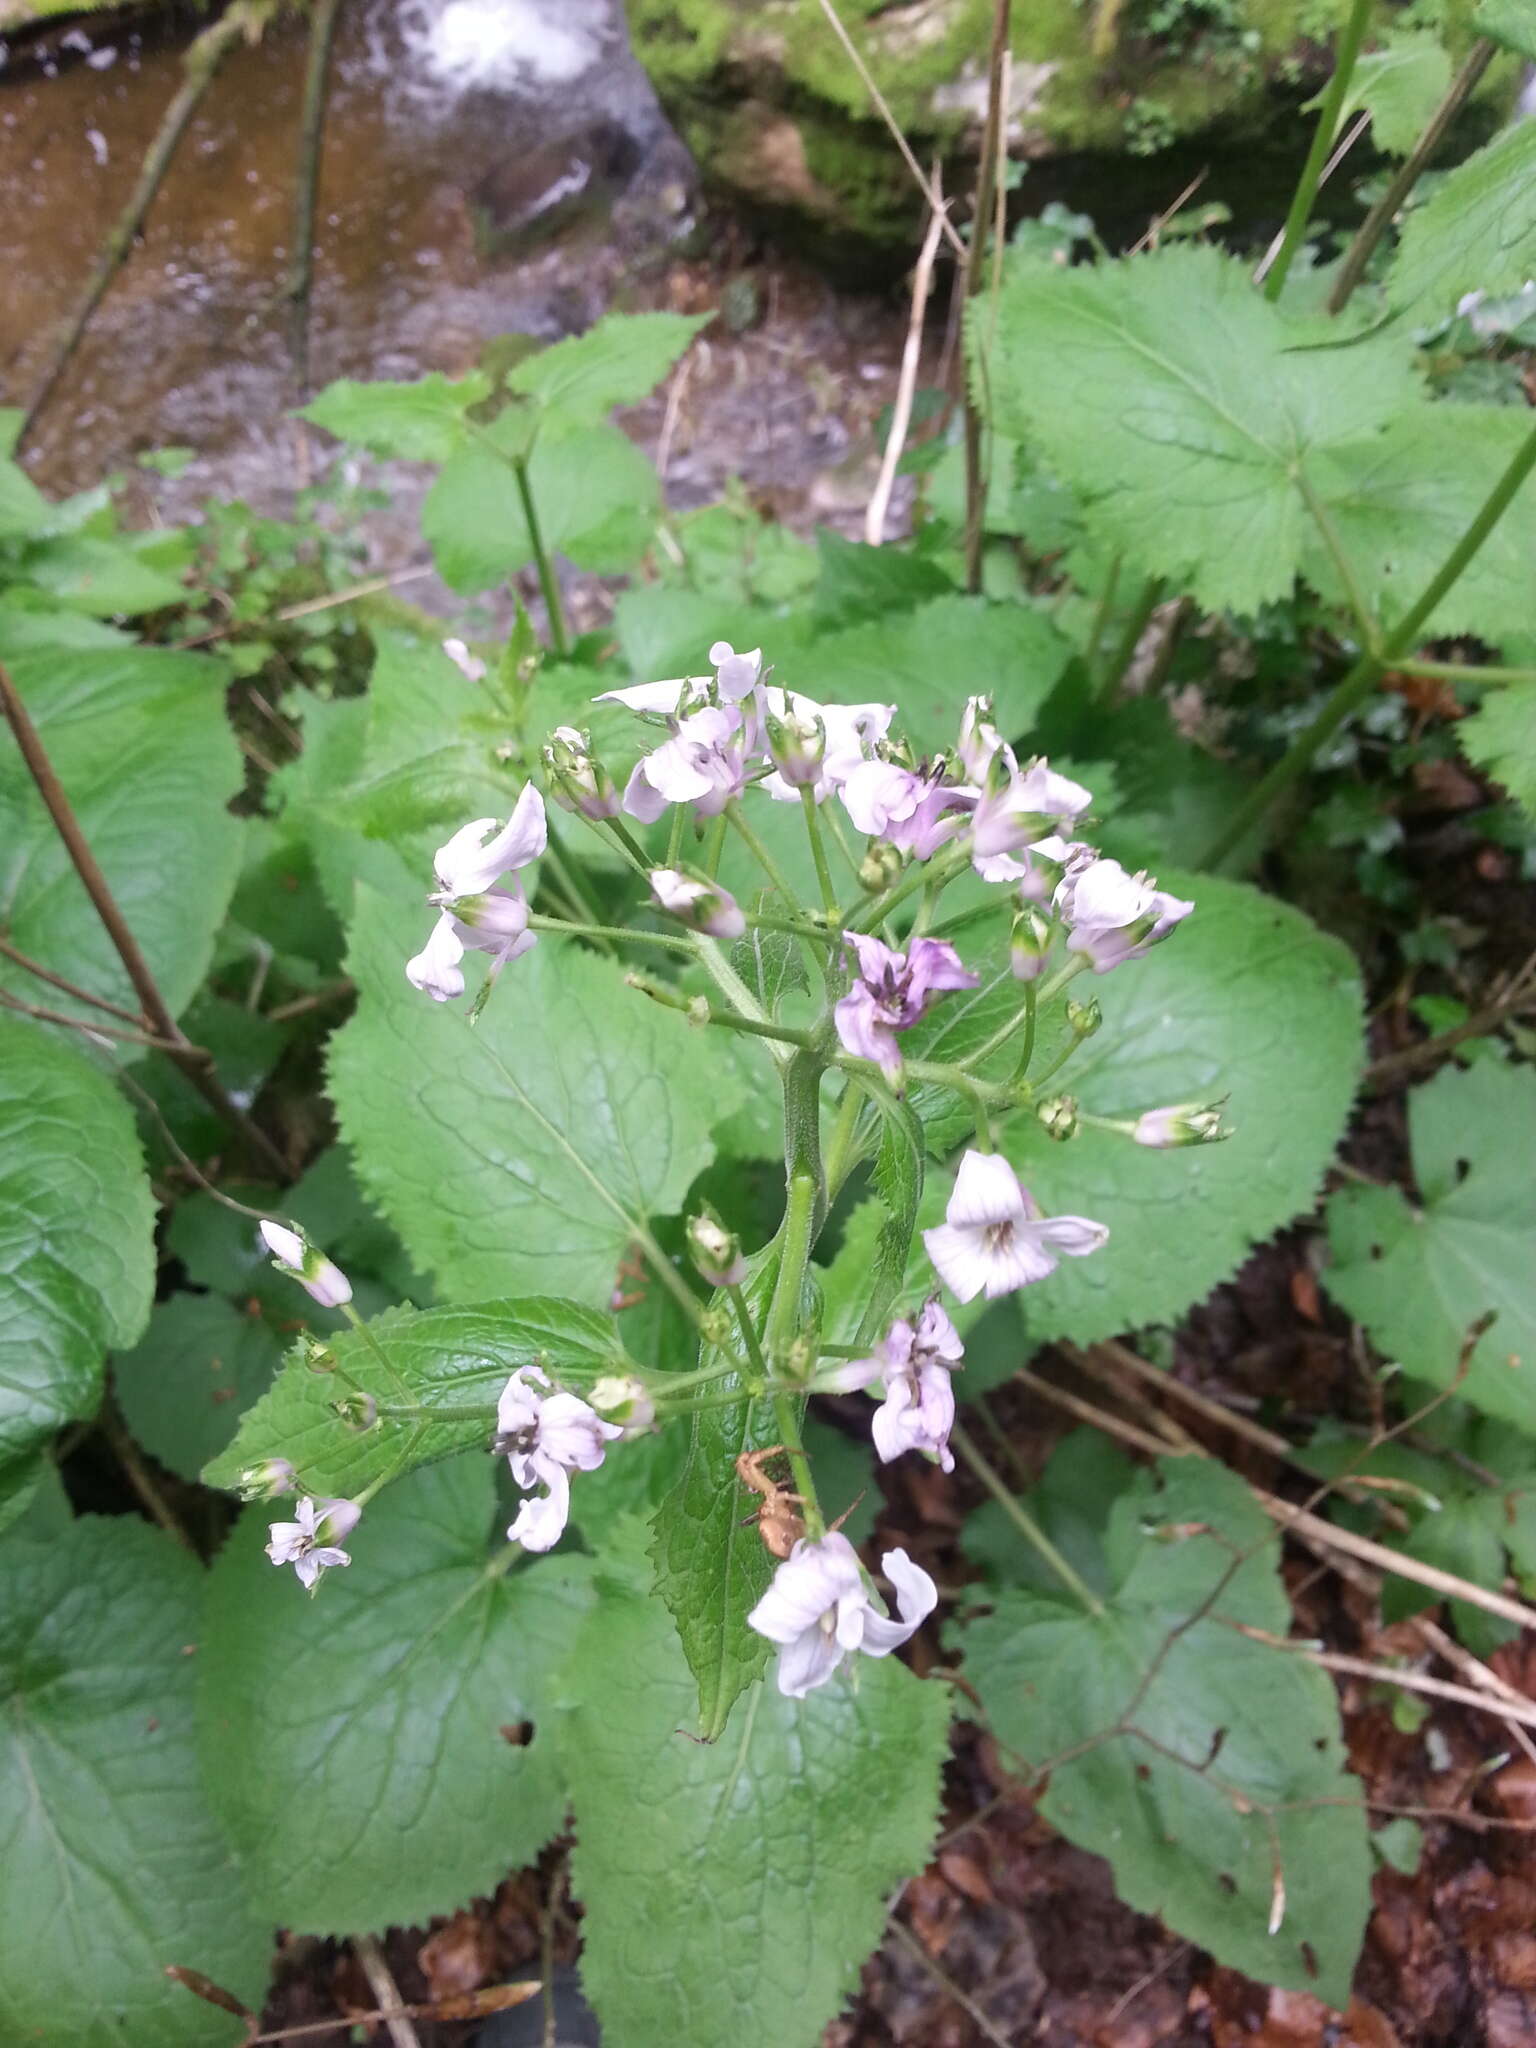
[[259, 1220, 305, 1268], [596, 677, 689, 714], [746, 1533, 863, 1644], [1030, 1213, 1110, 1258], [945, 1150, 1028, 1231], [317, 1498, 362, 1543], [922, 1222, 993, 1304], [980, 1229, 1060, 1294], [406, 913, 467, 1001], [434, 787, 547, 894], [883, 1547, 940, 1629], [507, 1466, 571, 1551], [774, 1622, 846, 1698], [538, 1391, 623, 1471]]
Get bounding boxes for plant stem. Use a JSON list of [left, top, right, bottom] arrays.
[[763, 1173, 824, 1534], [0, 933, 149, 1026], [1201, 411, 1536, 866], [0, 662, 292, 1181], [951, 1421, 1104, 1613], [1394, 657, 1536, 688], [963, 0, 1013, 595], [1263, 0, 1376, 303], [1095, 574, 1164, 704], [510, 457, 569, 658], [726, 799, 797, 904], [1012, 980, 1038, 1081], [1328, 37, 1496, 315], [285, 0, 342, 401], [1033, 951, 1091, 1006], [0, 987, 178, 1053], [529, 913, 694, 954], [341, 1303, 416, 1411], [824, 1078, 868, 1199], [1297, 469, 1379, 642], [800, 788, 841, 920], [1083, 554, 1123, 679]]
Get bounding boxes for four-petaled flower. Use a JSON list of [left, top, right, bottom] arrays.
[[747, 1532, 938, 1697], [1055, 854, 1193, 974], [970, 752, 1092, 864], [621, 703, 755, 823], [833, 931, 978, 1083], [923, 1150, 1108, 1302], [266, 1496, 361, 1591], [496, 1366, 623, 1553], [834, 1297, 964, 1471], [840, 758, 966, 859], [406, 786, 548, 1002]]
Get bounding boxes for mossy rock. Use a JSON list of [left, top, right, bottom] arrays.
[[625, 0, 1503, 258]]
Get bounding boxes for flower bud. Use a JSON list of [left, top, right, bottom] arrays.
[[259, 1220, 353, 1309], [589, 1373, 656, 1432], [332, 1391, 379, 1431], [235, 1458, 297, 1501], [1009, 906, 1052, 982], [765, 704, 825, 787], [439, 890, 531, 940], [699, 1305, 734, 1347], [649, 867, 747, 941], [1133, 1102, 1232, 1149], [302, 1337, 337, 1374], [783, 1334, 816, 1384], [543, 725, 619, 821], [685, 994, 711, 1027], [1065, 996, 1102, 1039], [688, 1207, 747, 1289], [859, 841, 904, 892], [957, 694, 1000, 782], [1037, 1094, 1079, 1141]]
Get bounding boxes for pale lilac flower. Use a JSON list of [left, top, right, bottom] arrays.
[[957, 695, 1003, 782], [923, 1150, 1108, 1302], [258, 1220, 352, 1309], [442, 637, 487, 685], [649, 867, 746, 940], [622, 704, 753, 823], [266, 1496, 361, 1591], [407, 789, 547, 1000], [1056, 855, 1193, 973], [709, 639, 764, 702], [835, 1298, 964, 1472], [971, 753, 1092, 863], [974, 831, 1078, 896], [747, 1532, 938, 1698], [1133, 1102, 1229, 1148], [840, 758, 967, 859], [596, 641, 763, 717], [834, 931, 978, 1083], [496, 1365, 622, 1552], [760, 688, 894, 803], [236, 1458, 297, 1502]]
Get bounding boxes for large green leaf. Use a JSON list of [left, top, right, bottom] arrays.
[[197, 1457, 590, 1934], [422, 419, 657, 593], [959, 1456, 1372, 2004], [1391, 119, 1536, 318], [567, 1536, 949, 2048], [114, 1293, 282, 1484], [299, 370, 490, 461], [0, 1517, 269, 2045], [650, 1257, 784, 1738], [203, 1297, 629, 1497], [979, 874, 1362, 1343], [1323, 1062, 1536, 1431], [1329, 31, 1451, 154], [976, 245, 1415, 615], [507, 311, 711, 421], [331, 892, 738, 1305], [1475, 0, 1536, 60], [1304, 405, 1536, 642], [0, 633, 243, 1020], [1457, 686, 1536, 820], [0, 1017, 154, 1470], [805, 594, 1071, 753]]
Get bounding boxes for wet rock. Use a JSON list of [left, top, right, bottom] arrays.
[[469, 117, 645, 256]]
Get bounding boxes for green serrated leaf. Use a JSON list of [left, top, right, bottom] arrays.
[[1323, 1062, 1536, 1432], [204, 1297, 627, 1497], [300, 370, 489, 461], [507, 311, 711, 422], [1322, 32, 1451, 155], [0, 1017, 155, 1467], [959, 1456, 1372, 2003], [197, 1457, 591, 1934], [568, 1540, 949, 2048], [0, 454, 51, 538], [0, 639, 243, 1020], [612, 583, 816, 683], [975, 245, 1416, 615], [1391, 120, 1536, 317], [0, 1517, 269, 2044], [650, 1257, 783, 1737], [993, 872, 1362, 1344], [808, 594, 1070, 754], [1458, 686, 1536, 820], [813, 528, 955, 626], [1474, 0, 1536, 59], [331, 892, 738, 1305], [115, 1293, 282, 1484]]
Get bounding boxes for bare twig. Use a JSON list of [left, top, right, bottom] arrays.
[[1253, 109, 1372, 288], [0, 933, 147, 1026], [886, 1916, 1014, 2048], [1329, 38, 1498, 315], [963, 0, 1012, 594], [266, 978, 354, 1024], [286, 0, 344, 401], [1130, 170, 1209, 255], [655, 347, 698, 486], [1365, 950, 1536, 1092], [0, 988, 177, 1054], [1224, 1621, 1536, 1733], [811, 0, 965, 257], [229, 1983, 541, 2044], [353, 1935, 422, 2048], [100, 1403, 197, 1553], [20, 3, 277, 444], [866, 186, 948, 545], [0, 662, 292, 1181]]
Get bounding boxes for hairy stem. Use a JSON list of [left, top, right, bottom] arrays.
[[510, 457, 570, 659]]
